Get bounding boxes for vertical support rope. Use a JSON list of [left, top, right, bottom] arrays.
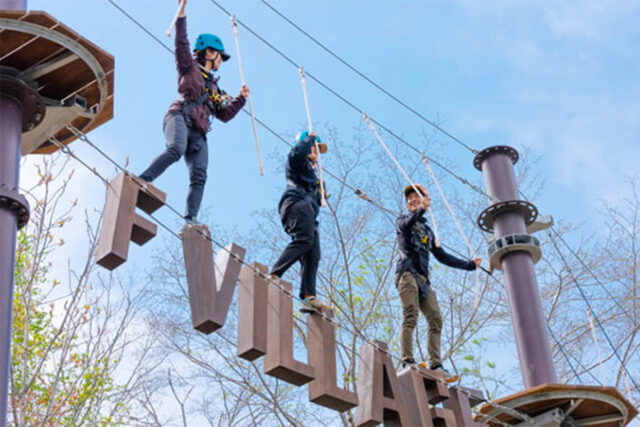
[[362, 112, 441, 244], [623, 370, 634, 403], [587, 307, 608, 385], [422, 155, 482, 306], [421, 155, 475, 257], [299, 67, 326, 207], [231, 15, 264, 176], [165, 0, 186, 37]]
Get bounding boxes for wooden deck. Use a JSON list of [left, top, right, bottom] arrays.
[[0, 10, 114, 154]]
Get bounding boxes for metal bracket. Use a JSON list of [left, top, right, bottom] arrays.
[[477, 199, 538, 233], [515, 408, 564, 426], [488, 233, 542, 270], [21, 94, 95, 155], [527, 214, 554, 234], [0, 184, 30, 229], [0, 70, 45, 131]]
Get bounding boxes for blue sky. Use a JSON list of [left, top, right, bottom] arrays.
[[19, 0, 640, 405], [23, 0, 640, 239]]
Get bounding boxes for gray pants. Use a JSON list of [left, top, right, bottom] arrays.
[[140, 112, 208, 219]]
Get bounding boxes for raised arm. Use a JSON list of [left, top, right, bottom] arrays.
[[174, 2, 193, 76]]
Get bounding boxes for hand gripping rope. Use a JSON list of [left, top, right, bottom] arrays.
[[166, 0, 186, 37], [299, 67, 327, 207], [362, 112, 442, 245], [231, 15, 264, 176]]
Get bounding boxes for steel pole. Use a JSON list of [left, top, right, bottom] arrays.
[[0, 3, 27, 426], [476, 147, 557, 388], [0, 93, 23, 427], [0, 0, 25, 9]]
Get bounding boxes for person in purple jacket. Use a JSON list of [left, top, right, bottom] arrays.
[[139, 0, 248, 222]]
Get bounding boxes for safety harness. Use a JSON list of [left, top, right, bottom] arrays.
[[180, 71, 228, 129]]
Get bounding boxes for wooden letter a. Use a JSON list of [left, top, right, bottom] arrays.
[[96, 173, 166, 270], [397, 365, 456, 426], [181, 224, 246, 334], [355, 340, 411, 426]]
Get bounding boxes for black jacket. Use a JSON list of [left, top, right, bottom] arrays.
[[395, 208, 476, 297], [278, 135, 322, 219]]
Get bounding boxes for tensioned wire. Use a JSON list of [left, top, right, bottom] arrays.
[[103, 0, 635, 410], [257, 0, 478, 155], [208, 0, 640, 400], [205, 0, 493, 201], [51, 130, 535, 423]]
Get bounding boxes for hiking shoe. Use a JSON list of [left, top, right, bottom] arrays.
[[300, 296, 328, 313], [401, 358, 416, 368], [430, 364, 460, 383], [184, 216, 199, 225]]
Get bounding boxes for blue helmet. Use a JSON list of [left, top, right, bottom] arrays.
[[194, 33, 230, 61], [296, 131, 328, 153], [296, 131, 322, 143]]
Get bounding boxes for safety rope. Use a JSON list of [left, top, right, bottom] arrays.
[[586, 307, 608, 385], [258, 0, 478, 155], [165, 0, 186, 37], [298, 67, 326, 207], [203, 0, 495, 203], [362, 112, 441, 245], [421, 155, 483, 307], [230, 14, 264, 176]]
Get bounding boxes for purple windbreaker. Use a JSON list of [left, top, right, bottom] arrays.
[[167, 17, 246, 134]]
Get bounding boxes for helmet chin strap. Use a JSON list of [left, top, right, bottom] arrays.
[[204, 51, 220, 70]]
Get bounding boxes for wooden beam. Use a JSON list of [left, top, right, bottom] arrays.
[[237, 263, 268, 361], [306, 307, 358, 412], [263, 278, 314, 386]]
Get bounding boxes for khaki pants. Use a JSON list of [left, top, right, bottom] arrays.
[[397, 272, 443, 367]]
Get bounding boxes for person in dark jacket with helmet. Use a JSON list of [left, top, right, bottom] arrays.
[[396, 184, 481, 376], [270, 131, 329, 313], [138, 0, 248, 222]]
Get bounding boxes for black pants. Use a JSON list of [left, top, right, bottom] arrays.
[[270, 197, 320, 299]]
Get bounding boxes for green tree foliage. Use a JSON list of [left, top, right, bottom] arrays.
[[9, 157, 152, 426]]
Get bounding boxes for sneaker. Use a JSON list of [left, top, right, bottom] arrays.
[[401, 358, 416, 368], [300, 296, 328, 313], [430, 364, 460, 383], [184, 216, 199, 225]]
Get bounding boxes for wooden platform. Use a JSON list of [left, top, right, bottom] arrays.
[[477, 383, 638, 426], [0, 10, 114, 154]]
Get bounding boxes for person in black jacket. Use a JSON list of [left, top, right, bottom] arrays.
[[270, 131, 329, 313], [395, 184, 481, 375]]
